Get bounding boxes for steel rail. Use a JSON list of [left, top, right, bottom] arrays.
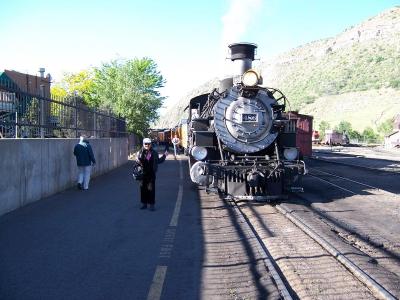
[[276, 204, 397, 300], [230, 199, 294, 300], [308, 167, 399, 197], [308, 173, 357, 194], [310, 156, 400, 174]]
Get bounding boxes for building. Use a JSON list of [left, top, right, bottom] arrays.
[[384, 130, 400, 149], [383, 114, 400, 149], [0, 69, 52, 138], [0, 69, 51, 97], [394, 114, 400, 130]]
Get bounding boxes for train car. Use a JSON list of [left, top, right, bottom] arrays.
[[149, 129, 160, 142], [164, 129, 171, 147], [187, 43, 306, 201], [324, 130, 349, 145], [175, 119, 189, 153], [312, 130, 321, 144], [284, 112, 313, 158]]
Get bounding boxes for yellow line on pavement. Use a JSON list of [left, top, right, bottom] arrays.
[[146, 160, 184, 300], [170, 161, 183, 227]]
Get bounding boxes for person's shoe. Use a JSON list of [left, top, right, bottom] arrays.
[[140, 204, 147, 210], [149, 205, 155, 211], [77, 183, 82, 190]]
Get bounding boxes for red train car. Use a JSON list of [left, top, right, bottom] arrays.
[[285, 112, 313, 158]]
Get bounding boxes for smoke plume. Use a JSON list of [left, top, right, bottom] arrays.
[[221, 0, 262, 49]]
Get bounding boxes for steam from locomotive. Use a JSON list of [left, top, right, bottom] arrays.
[[187, 43, 306, 201]]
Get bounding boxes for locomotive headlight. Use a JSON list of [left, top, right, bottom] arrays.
[[283, 148, 299, 161], [191, 146, 208, 161], [242, 69, 260, 87]]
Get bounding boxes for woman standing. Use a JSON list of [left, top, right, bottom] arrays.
[[136, 138, 168, 210]]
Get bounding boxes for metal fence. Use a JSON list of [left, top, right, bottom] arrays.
[[0, 79, 127, 138]]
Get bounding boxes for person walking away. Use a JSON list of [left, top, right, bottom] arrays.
[[73, 135, 96, 190], [136, 138, 168, 211], [171, 135, 180, 158]]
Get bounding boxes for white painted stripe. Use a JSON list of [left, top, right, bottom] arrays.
[[146, 265, 167, 300], [309, 174, 356, 195]]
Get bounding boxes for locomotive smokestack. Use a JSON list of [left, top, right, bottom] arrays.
[[228, 43, 257, 75]]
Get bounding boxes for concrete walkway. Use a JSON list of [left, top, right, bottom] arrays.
[[0, 156, 203, 300]]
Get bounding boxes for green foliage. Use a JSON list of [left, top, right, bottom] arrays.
[[50, 57, 165, 136], [377, 118, 394, 136], [318, 121, 331, 139], [361, 127, 378, 143], [50, 85, 68, 99], [348, 130, 362, 140], [64, 70, 98, 107], [51, 70, 97, 107], [389, 79, 400, 88], [335, 121, 352, 134], [94, 58, 165, 136], [273, 37, 400, 109]]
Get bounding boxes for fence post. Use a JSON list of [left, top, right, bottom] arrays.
[[74, 92, 78, 138], [15, 110, 18, 138], [93, 110, 96, 138], [40, 85, 45, 138]]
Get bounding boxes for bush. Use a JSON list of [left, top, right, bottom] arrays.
[[389, 79, 400, 88], [362, 127, 378, 143]]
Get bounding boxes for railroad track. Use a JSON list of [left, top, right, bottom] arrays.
[[231, 196, 399, 299], [228, 199, 294, 300], [307, 167, 399, 198], [197, 153, 400, 298], [310, 154, 400, 174]]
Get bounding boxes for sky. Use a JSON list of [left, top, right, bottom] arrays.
[[1, 0, 399, 111]]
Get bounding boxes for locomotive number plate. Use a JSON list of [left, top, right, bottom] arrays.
[[241, 113, 258, 122]]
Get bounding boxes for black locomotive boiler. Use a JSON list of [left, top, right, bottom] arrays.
[[187, 43, 306, 201]]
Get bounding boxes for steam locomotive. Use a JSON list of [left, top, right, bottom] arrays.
[[187, 43, 306, 201]]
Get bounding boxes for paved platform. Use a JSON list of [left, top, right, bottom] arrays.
[[0, 156, 203, 300]]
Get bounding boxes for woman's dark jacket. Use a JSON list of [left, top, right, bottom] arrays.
[[74, 142, 96, 166], [137, 148, 166, 176]]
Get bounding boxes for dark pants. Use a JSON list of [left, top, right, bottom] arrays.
[[140, 176, 156, 204]]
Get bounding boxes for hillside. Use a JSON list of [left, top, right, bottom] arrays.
[[157, 6, 400, 131]]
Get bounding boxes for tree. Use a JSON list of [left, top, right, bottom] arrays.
[[50, 85, 68, 100], [335, 121, 352, 134], [349, 130, 362, 141], [94, 58, 165, 136], [318, 121, 331, 139], [377, 118, 394, 137], [362, 127, 378, 143], [63, 70, 98, 107], [51, 70, 97, 107]]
